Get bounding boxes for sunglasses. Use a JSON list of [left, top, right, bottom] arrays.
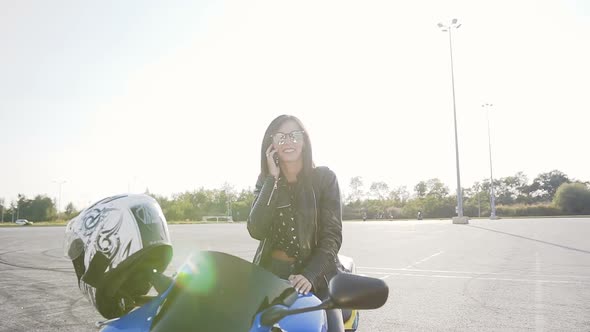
[[270, 130, 305, 145]]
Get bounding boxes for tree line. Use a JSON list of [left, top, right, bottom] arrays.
[[344, 170, 590, 219], [0, 194, 78, 222], [0, 186, 256, 223], [1, 169, 589, 222]]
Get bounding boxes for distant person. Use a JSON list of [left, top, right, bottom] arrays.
[[247, 114, 344, 329], [417, 211, 423, 220], [362, 211, 367, 222]]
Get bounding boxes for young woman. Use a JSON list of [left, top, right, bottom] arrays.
[[248, 115, 344, 331], [247, 114, 344, 329]]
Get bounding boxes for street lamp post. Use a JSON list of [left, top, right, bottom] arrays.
[[474, 182, 481, 218], [482, 103, 498, 219], [53, 180, 67, 215], [438, 18, 468, 224], [478, 190, 481, 217]]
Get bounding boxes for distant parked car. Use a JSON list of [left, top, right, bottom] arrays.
[[15, 219, 33, 226]]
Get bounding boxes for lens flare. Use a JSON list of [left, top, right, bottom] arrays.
[[175, 252, 216, 295]]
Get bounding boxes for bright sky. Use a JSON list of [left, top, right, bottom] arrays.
[[1, 0, 589, 209]]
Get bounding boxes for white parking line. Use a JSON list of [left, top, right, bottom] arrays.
[[45, 310, 67, 317], [357, 266, 590, 279], [403, 251, 443, 269], [359, 271, 589, 284], [535, 252, 545, 331]]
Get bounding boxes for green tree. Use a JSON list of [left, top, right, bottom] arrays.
[[8, 201, 17, 222], [465, 181, 487, 217], [414, 179, 448, 199], [425, 178, 449, 199], [12, 194, 56, 221], [232, 188, 255, 221], [494, 172, 529, 205], [369, 181, 389, 200], [0, 198, 5, 222], [402, 195, 455, 219], [64, 202, 79, 219], [414, 181, 427, 198], [526, 170, 570, 202], [347, 176, 365, 203], [344, 199, 367, 220], [388, 186, 409, 207]]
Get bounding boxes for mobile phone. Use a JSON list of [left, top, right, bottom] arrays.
[[273, 152, 279, 166]]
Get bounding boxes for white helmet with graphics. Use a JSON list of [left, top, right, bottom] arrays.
[[64, 194, 173, 318]]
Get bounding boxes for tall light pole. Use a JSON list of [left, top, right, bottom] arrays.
[[53, 180, 67, 214], [482, 103, 498, 219], [473, 182, 481, 218], [438, 18, 467, 223]]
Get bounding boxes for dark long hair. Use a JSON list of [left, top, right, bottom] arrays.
[[259, 115, 314, 180]]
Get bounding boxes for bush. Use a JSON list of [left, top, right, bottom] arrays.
[[231, 200, 252, 221], [343, 201, 403, 220], [343, 205, 363, 220], [386, 207, 403, 219], [463, 202, 489, 218], [463, 194, 492, 218], [402, 196, 456, 219], [553, 183, 590, 214], [495, 203, 562, 217]]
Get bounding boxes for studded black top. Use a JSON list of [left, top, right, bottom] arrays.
[[271, 183, 300, 259]]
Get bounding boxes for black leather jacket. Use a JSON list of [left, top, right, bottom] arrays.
[[247, 166, 342, 292]]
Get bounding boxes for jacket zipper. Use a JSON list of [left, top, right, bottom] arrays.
[[255, 238, 267, 265], [267, 177, 279, 206], [311, 187, 318, 246]]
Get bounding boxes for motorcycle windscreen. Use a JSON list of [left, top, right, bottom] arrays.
[[150, 251, 295, 332]]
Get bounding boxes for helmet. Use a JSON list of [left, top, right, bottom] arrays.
[[64, 194, 173, 318]]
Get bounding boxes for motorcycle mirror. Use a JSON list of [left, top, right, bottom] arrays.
[[328, 273, 389, 309], [261, 274, 389, 327]]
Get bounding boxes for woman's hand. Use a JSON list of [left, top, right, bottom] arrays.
[[289, 274, 312, 295], [265, 144, 280, 179]]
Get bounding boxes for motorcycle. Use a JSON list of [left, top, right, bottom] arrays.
[[63, 194, 389, 331], [97, 250, 389, 332]]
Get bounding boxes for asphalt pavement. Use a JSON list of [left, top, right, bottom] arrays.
[[1, 218, 589, 331]]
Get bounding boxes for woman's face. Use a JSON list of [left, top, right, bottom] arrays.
[[272, 120, 305, 163]]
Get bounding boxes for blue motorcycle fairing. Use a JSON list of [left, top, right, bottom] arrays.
[[100, 251, 330, 332], [251, 293, 327, 332], [100, 285, 173, 332]]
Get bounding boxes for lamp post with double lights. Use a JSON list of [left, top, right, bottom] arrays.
[[438, 18, 468, 224], [482, 103, 498, 219]]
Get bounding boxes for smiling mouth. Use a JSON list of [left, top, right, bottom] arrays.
[[283, 148, 296, 153]]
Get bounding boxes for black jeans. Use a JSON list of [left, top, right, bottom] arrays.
[[269, 258, 344, 331], [269, 257, 295, 280]]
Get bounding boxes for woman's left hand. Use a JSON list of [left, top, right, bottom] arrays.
[[289, 274, 312, 294]]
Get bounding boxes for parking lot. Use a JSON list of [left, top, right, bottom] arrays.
[[1, 218, 589, 331]]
